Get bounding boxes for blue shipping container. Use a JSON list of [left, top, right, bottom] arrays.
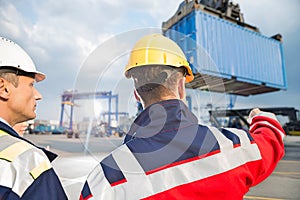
[[162, 2, 287, 96]]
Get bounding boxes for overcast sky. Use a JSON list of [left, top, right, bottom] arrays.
[[0, 0, 299, 124]]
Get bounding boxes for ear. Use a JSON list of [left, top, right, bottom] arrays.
[[133, 89, 141, 102], [178, 77, 186, 100], [0, 78, 10, 100], [134, 89, 146, 109]]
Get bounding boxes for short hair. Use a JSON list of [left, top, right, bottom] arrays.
[[127, 65, 186, 103], [0, 72, 19, 87]]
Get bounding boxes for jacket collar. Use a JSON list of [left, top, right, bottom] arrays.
[[126, 99, 198, 140]]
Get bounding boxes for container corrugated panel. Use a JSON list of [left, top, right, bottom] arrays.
[[163, 9, 287, 96]]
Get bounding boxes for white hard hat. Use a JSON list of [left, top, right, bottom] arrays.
[[0, 36, 45, 82]]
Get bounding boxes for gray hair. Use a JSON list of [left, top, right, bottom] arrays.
[[0, 72, 19, 87]]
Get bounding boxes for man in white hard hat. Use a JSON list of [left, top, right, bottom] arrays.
[[0, 36, 67, 199], [80, 34, 285, 200]]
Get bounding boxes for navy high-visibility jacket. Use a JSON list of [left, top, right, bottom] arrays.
[[0, 121, 67, 200], [80, 99, 285, 200]]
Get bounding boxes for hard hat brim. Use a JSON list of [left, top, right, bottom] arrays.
[[35, 71, 46, 82]]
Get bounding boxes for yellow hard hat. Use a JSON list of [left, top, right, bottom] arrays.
[[125, 34, 194, 83]]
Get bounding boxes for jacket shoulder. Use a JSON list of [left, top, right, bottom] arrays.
[[0, 131, 55, 198]]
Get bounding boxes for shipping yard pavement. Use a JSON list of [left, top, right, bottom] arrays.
[[24, 134, 300, 200]]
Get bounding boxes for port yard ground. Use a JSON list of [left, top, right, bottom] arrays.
[[25, 134, 300, 200]]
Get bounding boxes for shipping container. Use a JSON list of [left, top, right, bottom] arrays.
[[162, 1, 287, 96]]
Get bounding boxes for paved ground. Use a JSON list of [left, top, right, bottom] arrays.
[[26, 134, 122, 199], [25, 134, 300, 200]]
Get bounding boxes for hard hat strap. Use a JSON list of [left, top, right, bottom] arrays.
[[0, 66, 35, 79]]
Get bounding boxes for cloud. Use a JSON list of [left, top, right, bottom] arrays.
[[236, 0, 300, 36], [0, 2, 31, 39], [0, 0, 299, 121]]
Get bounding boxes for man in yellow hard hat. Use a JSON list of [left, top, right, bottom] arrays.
[[0, 36, 67, 199], [80, 34, 285, 199]]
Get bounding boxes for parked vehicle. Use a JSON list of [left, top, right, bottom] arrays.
[[28, 124, 51, 134]]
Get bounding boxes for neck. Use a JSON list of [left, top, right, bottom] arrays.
[[142, 95, 179, 109]]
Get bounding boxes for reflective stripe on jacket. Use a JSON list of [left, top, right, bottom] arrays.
[[80, 99, 285, 200], [0, 122, 67, 200]]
